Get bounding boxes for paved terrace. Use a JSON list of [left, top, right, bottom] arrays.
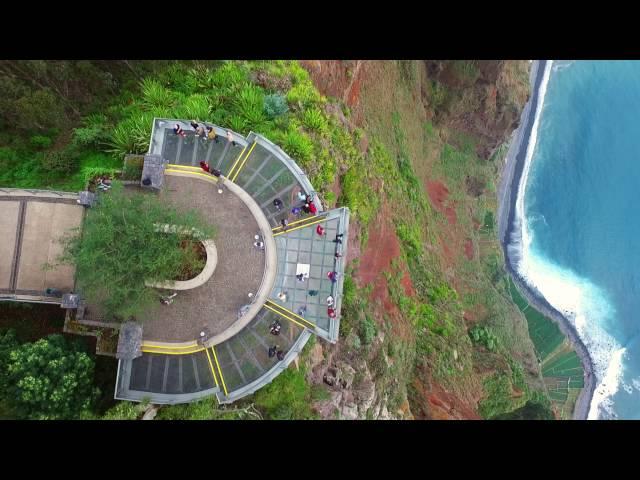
[[114, 119, 349, 404], [0, 189, 84, 303]]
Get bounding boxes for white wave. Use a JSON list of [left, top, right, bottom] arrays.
[[588, 347, 626, 419], [512, 59, 625, 420], [632, 378, 640, 392]]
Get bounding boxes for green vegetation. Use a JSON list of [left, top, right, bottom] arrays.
[[1, 333, 98, 419], [59, 182, 214, 320], [468, 325, 499, 352], [253, 368, 317, 420], [156, 397, 262, 420]]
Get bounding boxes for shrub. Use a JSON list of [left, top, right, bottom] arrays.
[[107, 113, 153, 159], [263, 93, 289, 119], [360, 315, 377, 345], [469, 325, 499, 352], [323, 190, 336, 205], [29, 135, 53, 149], [42, 149, 80, 174], [81, 166, 119, 185]]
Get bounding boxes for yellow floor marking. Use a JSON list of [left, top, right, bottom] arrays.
[[211, 345, 228, 396]]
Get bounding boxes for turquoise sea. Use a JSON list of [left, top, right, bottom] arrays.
[[520, 61, 640, 419]]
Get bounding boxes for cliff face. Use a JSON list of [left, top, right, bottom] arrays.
[[302, 60, 540, 420]]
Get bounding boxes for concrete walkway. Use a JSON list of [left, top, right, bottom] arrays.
[[0, 190, 83, 302]]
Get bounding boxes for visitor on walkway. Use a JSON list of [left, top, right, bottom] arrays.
[[302, 203, 310, 214], [297, 191, 307, 202], [211, 167, 222, 177], [328, 307, 336, 318], [268, 345, 278, 358], [292, 206, 302, 216], [277, 350, 285, 361], [273, 198, 283, 211], [190, 121, 200, 130], [227, 130, 237, 147], [316, 224, 325, 236], [296, 273, 305, 282], [160, 292, 178, 305], [308, 201, 317, 215], [328, 271, 338, 283], [174, 124, 186, 137], [298, 306, 307, 317], [199, 161, 210, 173], [254, 240, 265, 250], [269, 321, 281, 336], [308, 290, 319, 296], [195, 125, 206, 138], [206, 126, 219, 143], [326, 295, 334, 307], [278, 291, 288, 301], [281, 218, 288, 231], [335, 251, 343, 258], [332, 233, 344, 244]]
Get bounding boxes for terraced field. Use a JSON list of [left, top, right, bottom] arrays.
[[507, 277, 584, 418]]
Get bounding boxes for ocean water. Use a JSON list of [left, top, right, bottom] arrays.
[[519, 61, 640, 419]]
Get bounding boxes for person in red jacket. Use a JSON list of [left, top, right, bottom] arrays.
[[328, 307, 336, 318], [199, 161, 210, 173], [308, 201, 317, 215], [316, 224, 325, 236]]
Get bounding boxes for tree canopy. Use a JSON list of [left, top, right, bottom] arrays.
[[60, 182, 215, 320], [3, 334, 98, 419]]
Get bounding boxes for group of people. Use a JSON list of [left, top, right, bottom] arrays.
[[268, 345, 285, 361], [174, 121, 237, 147]]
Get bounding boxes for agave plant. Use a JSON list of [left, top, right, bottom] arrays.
[[227, 115, 248, 135], [282, 128, 314, 164], [141, 78, 175, 111], [176, 94, 211, 123], [211, 62, 247, 91], [235, 83, 267, 130], [302, 107, 328, 134], [106, 113, 153, 159]]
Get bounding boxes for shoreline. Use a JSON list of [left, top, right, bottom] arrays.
[[496, 60, 596, 420]]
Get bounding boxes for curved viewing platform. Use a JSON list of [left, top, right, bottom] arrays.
[[111, 118, 350, 404]]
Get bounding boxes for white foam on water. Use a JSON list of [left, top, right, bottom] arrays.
[[513, 59, 624, 420]]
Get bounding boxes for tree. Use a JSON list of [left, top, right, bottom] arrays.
[[253, 368, 317, 420], [3, 335, 98, 419], [60, 182, 215, 319]]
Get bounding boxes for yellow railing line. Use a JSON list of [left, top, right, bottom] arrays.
[[141, 342, 199, 349], [226, 144, 248, 179], [165, 169, 218, 183], [204, 348, 219, 388], [166, 164, 201, 171], [273, 216, 327, 237], [141, 346, 205, 355], [271, 214, 327, 232], [211, 346, 228, 396], [266, 300, 316, 328], [229, 141, 257, 183]]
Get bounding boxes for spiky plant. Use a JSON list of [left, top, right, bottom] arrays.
[[302, 107, 328, 134], [176, 94, 210, 122], [141, 78, 175, 111]]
